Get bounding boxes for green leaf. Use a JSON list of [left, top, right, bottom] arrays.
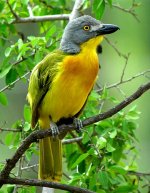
[[114, 185, 135, 193], [89, 90, 100, 101], [0, 92, 8, 106], [97, 136, 107, 149], [71, 152, 89, 169], [89, 173, 97, 189], [126, 110, 140, 120], [0, 2, 5, 12], [93, 0, 105, 22], [107, 0, 112, 6], [98, 171, 109, 189], [7, 185, 15, 193], [109, 165, 127, 175], [106, 143, 115, 152], [25, 150, 32, 161], [24, 105, 31, 122], [21, 0, 29, 5], [13, 132, 21, 147], [46, 25, 57, 41], [97, 190, 106, 193], [5, 132, 13, 146], [0, 65, 12, 79], [109, 129, 117, 138], [82, 132, 90, 144], [112, 145, 123, 163], [5, 47, 12, 57], [24, 122, 31, 131], [5, 68, 18, 85]]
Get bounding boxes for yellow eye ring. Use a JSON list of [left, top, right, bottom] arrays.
[[83, 25, 90, 31]]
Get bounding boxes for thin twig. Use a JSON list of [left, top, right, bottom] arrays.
[[116, 86, 127, 98], [63, 172, 71, 180], [106, 1, 140, 22], [104, 37, 127, 59], [21, 164, 38, 171], [62, 137, 83, 144], [6, 0, 20, 20], [128, 171, 150, 177], [120, 53, 130, 82], [0, 128, 22, 132], [0, 71, 30, 93], [96, 69, 150, 93]]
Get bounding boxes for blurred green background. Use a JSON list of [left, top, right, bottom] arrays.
[[0, 0, 149, 192]]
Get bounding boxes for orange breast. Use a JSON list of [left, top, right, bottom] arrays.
[[39, 36, 103, 123], [39, 50, 99, 122], [63, 49, 99, 92]]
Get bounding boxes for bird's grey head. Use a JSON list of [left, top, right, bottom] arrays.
[[60, 15, 119, 54]]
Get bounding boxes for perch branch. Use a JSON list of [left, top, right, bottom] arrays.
[[0, 177, 95, 193], [0, 81, 150, 183]]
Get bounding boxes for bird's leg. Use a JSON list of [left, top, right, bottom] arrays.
[[73, 117, 83, 133], [50, 121, 60, 137]]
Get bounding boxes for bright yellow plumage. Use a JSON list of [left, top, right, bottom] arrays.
[[27, 36, 103, 181], [39, 36, 103, 124], [27, 15, 118, 182]]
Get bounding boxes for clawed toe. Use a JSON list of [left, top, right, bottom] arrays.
[[73, 118, 83, 133], [50, 122, 59, 137]]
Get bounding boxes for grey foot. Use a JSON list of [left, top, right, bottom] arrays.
[[73, 118, 83, 133], [50, 121, 59, 137]]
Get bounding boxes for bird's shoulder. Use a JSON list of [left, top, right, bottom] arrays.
[[30, 49, 66, 86]]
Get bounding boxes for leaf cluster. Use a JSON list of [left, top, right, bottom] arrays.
[[0, 0, 147, 193], [64, 90, 140, 193]]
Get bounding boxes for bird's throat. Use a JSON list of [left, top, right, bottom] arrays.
[[80, 35, 104, 53]]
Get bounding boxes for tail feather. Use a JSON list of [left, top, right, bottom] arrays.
[[51, 138, 62, 181], [39, 136, 62, 181]]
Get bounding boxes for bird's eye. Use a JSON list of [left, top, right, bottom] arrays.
[[83, 25, 90, 31]]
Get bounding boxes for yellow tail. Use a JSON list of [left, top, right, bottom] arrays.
[[38, 119, 62, 181]]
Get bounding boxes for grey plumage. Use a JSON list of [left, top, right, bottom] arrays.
[[60, 15, 119, 54], [60, 15, 102, 54]]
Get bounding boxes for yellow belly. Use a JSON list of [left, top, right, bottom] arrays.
[[39, 49, 99, 123]]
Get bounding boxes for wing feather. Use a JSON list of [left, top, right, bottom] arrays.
[[27, 50, 66, 128]]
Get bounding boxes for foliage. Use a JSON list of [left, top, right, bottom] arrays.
[[0, 0, 148, 193], [64, 89, 140, 192]]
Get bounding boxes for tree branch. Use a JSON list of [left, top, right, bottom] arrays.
[[12, 14, 69, 23], [0, 177, 95, 193], [83, 81, 150, 126], [8, 0, 83, 24], [0, 81, 150, 185], [69, 0, 84, 21]]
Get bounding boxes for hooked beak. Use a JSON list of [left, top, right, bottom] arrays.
[[96, 24, 120, 35]]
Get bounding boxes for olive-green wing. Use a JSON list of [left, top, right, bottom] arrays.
[[27, 50, 66, 128]]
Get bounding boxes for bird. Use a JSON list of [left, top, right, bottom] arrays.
[[27, 15, 119, 182]]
